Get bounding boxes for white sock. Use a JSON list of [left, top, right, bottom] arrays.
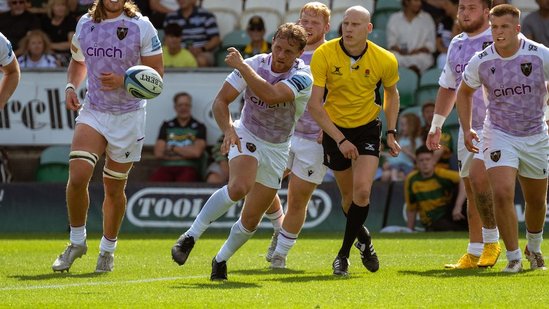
[[526, 230, 543, 253], [99, 235, 117, 254], [264, 207, 284, 231], [215, 218, 255, 262], [187, 186, 236, 240], [274, 228, 298, 257], [506, 249, 522, 262], [69, 225, 86, 246], [482, 227, 499, 244], [467, 242, 483, 257]]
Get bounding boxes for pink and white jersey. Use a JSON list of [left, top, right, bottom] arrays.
[[72, 13, 162, 114], [294, 50, 321, 141], [463, 38, 549, 137], [0, 32, 14, 67], [226, 53, 313, 144], [439, 28, 492, 130]]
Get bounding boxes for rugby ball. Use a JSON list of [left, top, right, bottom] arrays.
[[124, 65, 163, 99]]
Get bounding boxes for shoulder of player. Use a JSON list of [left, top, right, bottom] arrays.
[[519, 37, 548, 55]]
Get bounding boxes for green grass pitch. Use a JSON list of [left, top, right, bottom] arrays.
[[1, 232, 548, 307]]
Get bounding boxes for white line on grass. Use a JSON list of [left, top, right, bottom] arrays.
[[0, 275, 205, 291]]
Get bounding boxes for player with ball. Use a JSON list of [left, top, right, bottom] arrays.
[[51, 0, 163, 273]]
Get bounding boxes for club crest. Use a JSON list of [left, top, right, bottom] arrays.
[[490, 150, 501, 162], [482, 41, 492, 49], [520, 63, 532, 76], [117, 27, 128, 40], [246, 142, 256, 153]]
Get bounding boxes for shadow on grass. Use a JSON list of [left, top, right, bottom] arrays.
[[173, 281, 261, 289], [262, 273, 351, 283], [231, 268, 305, 276], [398, 268, 538, 278], [9, 272, 104, 281]]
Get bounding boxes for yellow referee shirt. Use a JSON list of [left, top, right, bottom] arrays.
[[310, 38, 399, 128]]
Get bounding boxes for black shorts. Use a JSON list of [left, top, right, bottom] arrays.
[[323, 119, 382, 171]]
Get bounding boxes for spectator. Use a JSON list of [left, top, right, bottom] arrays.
[[387, 0, 436, 74], [0, 0, 40, 54], [17, 29, 59, 68], [162, 23, 198, 68], [382, 113, 423, 181], [41, 0, 77, 67], [241, 16, 271, 59], [150, 92, 207, 182], [163, 0, 220, 67], [521, 0, 549, 47], [205, 134, 229, 184], [405, 145, 467, 231], [149, 0, 178, 29], [420, 101, 453, 168], [435, 0, 459, 68]]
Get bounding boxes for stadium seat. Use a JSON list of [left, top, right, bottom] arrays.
[[415, 67, 442, 106], [397, 67, 419, 109], [241, 0, 286, 40], [375, 0, 401, 11], [326, 30, 340, 40], [330, 0, 375, 31], [201, 0, 243, 39], [221, 30, 249, 49], [371, 8, 399, 31], [215, 49, 228, 67], [35, 145, 71, 183], [368, 29, 386, 48]]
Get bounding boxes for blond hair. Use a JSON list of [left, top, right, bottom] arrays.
[[46, 0, 69, 19], [300, 2, 331, 25], [18, 30, 53, 55], [88, 0, 140, 23]]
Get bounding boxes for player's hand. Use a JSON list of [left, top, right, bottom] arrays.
[[225, 47, 245, 69], [99, 72, 124, 91], [426, 127, 442, 150], [463, 129, 480, 153], [222, 125, 241, 154], [316, 131, 323, 144], [65, 89, 80, 111], [338, 139, 359, 160], [386, 135, 401, 157]]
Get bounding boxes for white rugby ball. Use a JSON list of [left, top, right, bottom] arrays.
[[124, 65, 163, 99]]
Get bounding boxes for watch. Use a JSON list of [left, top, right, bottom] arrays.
[[386, 129, 398, 137]]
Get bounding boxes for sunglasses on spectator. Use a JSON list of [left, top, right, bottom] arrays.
[[10, 0, 26, 4]]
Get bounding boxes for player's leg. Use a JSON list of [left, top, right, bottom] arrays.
[[212, 183, 278, 280], [52, 122, 105, 272], [519, 175, 548, 271], [96, 156, 133, 272], [172, 154, 258, 265], [469, 158, 501, 268]]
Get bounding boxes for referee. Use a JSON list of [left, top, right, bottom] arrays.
[[308, 5, 401, 276]]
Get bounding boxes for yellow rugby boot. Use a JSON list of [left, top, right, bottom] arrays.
[[477, 242, 501, 268], [444, 253, 479, 269]]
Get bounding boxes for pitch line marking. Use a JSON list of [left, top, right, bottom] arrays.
[[0, 275, 205, 291]]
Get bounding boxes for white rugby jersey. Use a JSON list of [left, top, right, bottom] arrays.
[[226, 53, 313, 144], [462, 37, 549, 137], [72, 12, 162, 114], [439, 28, 492, 130], [0, 32, 15, 67]]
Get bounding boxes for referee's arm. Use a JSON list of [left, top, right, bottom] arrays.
[[383, 83, 400, 157]]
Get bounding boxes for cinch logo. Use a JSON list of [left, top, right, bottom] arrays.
[[493, 84, 532, 97], [454, 63, 467, 74], [86, 46, 123, 58], [126, 187, 332, 228]]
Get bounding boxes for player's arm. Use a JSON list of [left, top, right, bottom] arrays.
[[212, 81, 242, 154], [142, 54, 164, 78], [0, 57, 20, 109], [426, 87, 456, 150], [225, 47, 295, 104], [383, 83, 401, 157], [456, 81, 479, 153]]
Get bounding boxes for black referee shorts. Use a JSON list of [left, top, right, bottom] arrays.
[[322, 118, 382, 171]]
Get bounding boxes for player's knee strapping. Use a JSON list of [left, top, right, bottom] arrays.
[[69, 150, 99, 167], [103, 167, 129, 180]]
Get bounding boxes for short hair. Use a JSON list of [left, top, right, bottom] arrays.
[[164, 23, 182, 37], [300, 2, 331, 25], [490, 3, 520, 19], [421, 101, 435, 111], [415, 145, 433, 156], [46, 0, 69, 19], [273, 23, 308, 51], [173, 92, 192, 104]]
